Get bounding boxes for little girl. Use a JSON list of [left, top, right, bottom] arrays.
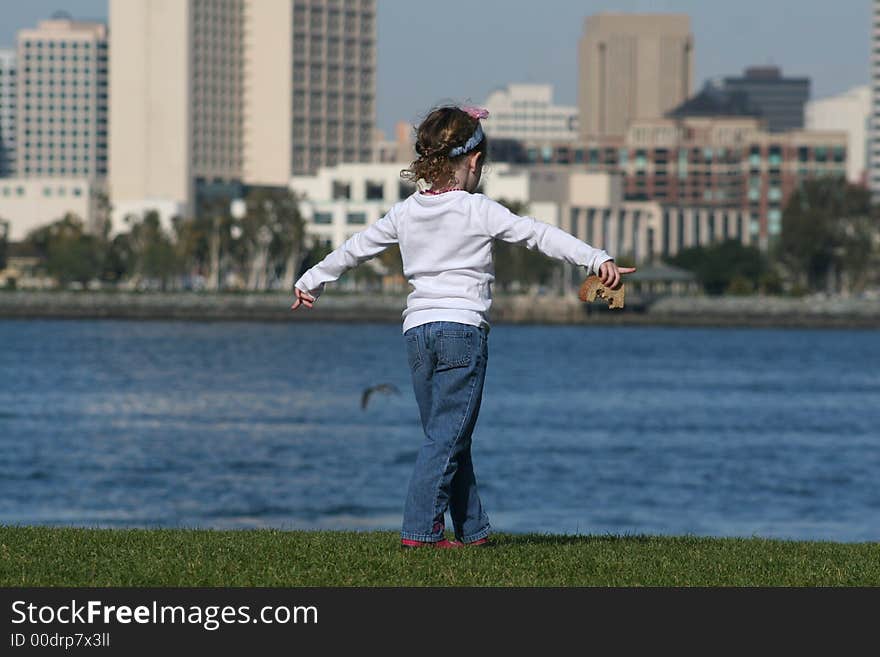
[[291, 105, 635, 548]]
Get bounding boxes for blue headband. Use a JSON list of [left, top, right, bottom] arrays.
[[449, 125, 484, 158]]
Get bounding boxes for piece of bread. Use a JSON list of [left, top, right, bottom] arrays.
[[578, 275, 625, 309]]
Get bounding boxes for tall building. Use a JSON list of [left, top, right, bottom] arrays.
[[15, 19, 108, 179], [0, 49, 16, 177], [482, 84, 579, 142], [720, 67, 810, 133], [110, 0, 244, 222], [247, 0, 376, 183], [578, 13, 693, 140], [110, 0, 376, 224], [871, 0, 880, 199], [806, 85, 870, 185]]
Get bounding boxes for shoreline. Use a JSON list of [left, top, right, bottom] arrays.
[[1, 290, 879, 329]]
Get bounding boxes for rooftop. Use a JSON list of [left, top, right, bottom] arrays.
[[667, 82, 762, 120]]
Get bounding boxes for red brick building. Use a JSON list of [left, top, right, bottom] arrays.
[[497, 116, 847, 250]]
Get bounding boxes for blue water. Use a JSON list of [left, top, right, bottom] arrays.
[[1, 319, 879, 542]]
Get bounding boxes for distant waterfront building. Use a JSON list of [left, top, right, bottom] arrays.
[[871, 0, 880, 200], [15, 19, 108, 180], [110, 0, 377, 227], [0, 177, 102, 241], [487, 116, 847, 250], [719, 67, 810, 133], [373, 121, 414, 164], [482, 84, 579, 142], [290, 162, 415, 249], [372, 128, 394, 163], [806, 85, 870, 185], [0, 49, 16, 177], [578, 13, 693, 140], [527, 168, 751, 263]]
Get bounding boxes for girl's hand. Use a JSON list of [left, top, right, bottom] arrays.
[[599, 261, 636, 290], [291, 287, 316, 310]]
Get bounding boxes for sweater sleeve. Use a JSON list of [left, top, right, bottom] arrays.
[[481, 196, 613, 275], [294, 207, 399, 298]]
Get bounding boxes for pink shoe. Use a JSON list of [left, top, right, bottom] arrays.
[[401, 538, 465, 549], [400, 537, 490, 548]]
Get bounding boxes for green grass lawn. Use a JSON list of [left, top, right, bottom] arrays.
[[2, 527, 878, 586]]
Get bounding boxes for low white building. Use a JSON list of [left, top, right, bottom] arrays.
[[806, 85, 870, 185], [482, 84, 579, 143], [0, 177, 102, 241], [290, 162, 413, 249], [289, 162, 750, 264], [290, 161, 560, 249]]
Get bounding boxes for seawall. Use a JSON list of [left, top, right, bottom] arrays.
[[1, 290, 879, 328]]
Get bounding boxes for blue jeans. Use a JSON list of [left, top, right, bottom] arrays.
[[401, 321, 491, 543]]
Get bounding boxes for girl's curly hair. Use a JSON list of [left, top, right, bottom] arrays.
[[401, 106, 488, 188]]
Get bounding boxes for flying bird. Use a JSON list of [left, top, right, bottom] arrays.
[[361, 383, 400, 410]]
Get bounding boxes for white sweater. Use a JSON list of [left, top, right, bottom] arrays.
[[294, 190, 613, 333]]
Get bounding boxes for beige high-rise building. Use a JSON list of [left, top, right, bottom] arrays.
[[110, 0, 376, 224], [16, 19, 109, 179], [578, 13, 693, 140], [247, 0, 376, 185], [110, 0, 246, 222]]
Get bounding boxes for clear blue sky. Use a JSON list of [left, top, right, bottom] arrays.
[[0, 0, 870, 135]]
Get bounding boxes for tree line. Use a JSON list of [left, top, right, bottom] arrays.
[[14, 187, 308, 292]]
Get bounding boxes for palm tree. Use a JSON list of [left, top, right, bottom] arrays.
[[237, 187, 305, 291]]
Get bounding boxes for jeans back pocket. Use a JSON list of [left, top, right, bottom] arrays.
[[405, 333, 422, 371], [436, 330, 473, 371]]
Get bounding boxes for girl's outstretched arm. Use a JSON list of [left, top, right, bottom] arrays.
[[292, 207, 399, 306], [480, 196, 613, 275]]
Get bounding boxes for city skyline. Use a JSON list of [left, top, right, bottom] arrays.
[[0, 0, 870, 136]]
